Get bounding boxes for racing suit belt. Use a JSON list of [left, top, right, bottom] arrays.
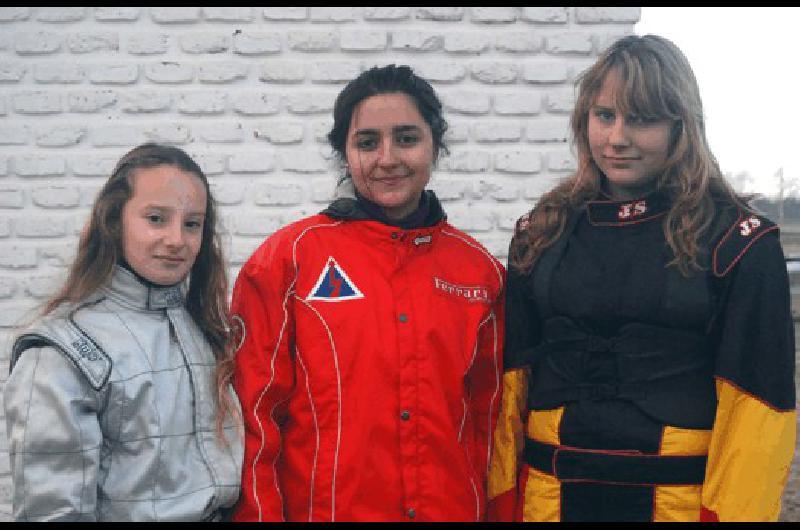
[[524, 438, 707, 486]]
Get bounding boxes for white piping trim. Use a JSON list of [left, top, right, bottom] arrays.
[[459, 310, 499, 521], [248, 220, 342, 521], [458, 398, 468, 443], [486, 312, 500, 479], [250, 286, 292, 521], [470, 476, 480, 522], [441, 229, 504, 290], [458, 310, 490, 442], [296, 349, 320, 522], [465, 313, 492, 376], [297, 296, 342, 522]]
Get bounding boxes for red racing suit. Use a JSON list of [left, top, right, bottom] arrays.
[[230, 190, 505, 522]]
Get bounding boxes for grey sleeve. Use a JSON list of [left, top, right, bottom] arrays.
[[4, 345, 103, 521]]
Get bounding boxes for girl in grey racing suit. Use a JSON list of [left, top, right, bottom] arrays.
[[4, 143, 243, 521]]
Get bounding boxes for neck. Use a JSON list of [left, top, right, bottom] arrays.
[[354, 191, 429, 229], [117, 258, 184, 288], [602, 179, 658, 201]]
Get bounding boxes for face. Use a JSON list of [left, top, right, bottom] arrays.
[[121, 165, 207, 286], [345, 92, 434, 220], [588, 69, 673, 200]]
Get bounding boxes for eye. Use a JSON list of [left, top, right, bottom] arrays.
[[355, 136, 378, 150], [184, 219, 203, 231], [146, 213, 164, 225], [396, 132, 420, 146], [593, 109, 615, 123]]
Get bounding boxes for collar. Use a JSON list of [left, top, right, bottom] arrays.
[[586, 190, 670, 226], [321, 177, 446, 229], [353, 189, 432, 229], [101, 265, 185, 310]]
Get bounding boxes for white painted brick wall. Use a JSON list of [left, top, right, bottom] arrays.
[[0, 6, 640, 519]]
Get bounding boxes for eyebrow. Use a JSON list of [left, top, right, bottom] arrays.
[[143, 204, 206, 216], [354, 124, 423, 135]]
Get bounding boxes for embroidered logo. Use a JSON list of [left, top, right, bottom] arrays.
[[739, 215, 761, 236], [617, 200, 647, 220], [433, 277, 490, 304], [149, 287, 182, 309], [231, 315, 246, 353], [306, 257, 365, 302], [164, 288, 182, 306], [72, 338, 101, 362]]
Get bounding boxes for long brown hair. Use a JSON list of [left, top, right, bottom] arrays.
[[509, 34, 750, 276], [44, 142, 239, 440]]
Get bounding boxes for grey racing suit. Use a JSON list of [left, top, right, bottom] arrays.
[[4, 266, 243, 521]]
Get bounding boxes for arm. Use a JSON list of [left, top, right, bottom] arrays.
[[464, 281, 505, 507], [487, 262, 538, 521], [701, 233, 796, 521], [230, 241, 297, 522], [4, 346, 103, 521]]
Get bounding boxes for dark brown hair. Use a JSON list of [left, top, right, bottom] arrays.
[[328, 64, 449, 164]]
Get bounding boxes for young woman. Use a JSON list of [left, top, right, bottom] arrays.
[[229, 65, 505, 522], [4, 143, 243, 521], [487, 35, 796, 522]]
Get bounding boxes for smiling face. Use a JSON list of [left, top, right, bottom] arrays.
[[588, 69, 673, 200], [121, 164, 207, 286], [345, 92, 434, 220]]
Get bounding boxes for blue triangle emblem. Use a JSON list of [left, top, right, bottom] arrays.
[[306, 257, 364, 302]]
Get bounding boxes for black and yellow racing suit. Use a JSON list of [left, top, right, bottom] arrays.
[[488, 191, 796, 522]]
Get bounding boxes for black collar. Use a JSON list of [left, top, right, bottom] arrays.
[[322, 179, 446, 229], [586, 191, 670, 226]]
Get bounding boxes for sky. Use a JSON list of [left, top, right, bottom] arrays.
[[636, 7, 800, 197]]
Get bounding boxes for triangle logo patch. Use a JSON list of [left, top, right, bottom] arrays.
[[306, 256, 364, 302]]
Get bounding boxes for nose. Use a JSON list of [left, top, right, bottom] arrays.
[[376, 139, 399, 168], [164, 220, 185, 249], [608, 117, 630, 148]]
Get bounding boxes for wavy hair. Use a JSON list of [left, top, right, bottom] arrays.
[[509, 34, 750, 276], [44, 142, 239, 441]]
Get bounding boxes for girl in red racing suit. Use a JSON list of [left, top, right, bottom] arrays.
[[230, 65, 506, 522]]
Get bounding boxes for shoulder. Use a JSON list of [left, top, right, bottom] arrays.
[[711, 208, 781, 277], [11, 307, 112, 391], [7, 344, 89, 392], [512, 203, 580, 238], [513, 210, 535, 236], [439, 223, 505, 284], [241, 214, 342, 273]]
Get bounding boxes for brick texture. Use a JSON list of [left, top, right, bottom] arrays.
[[0, 6, 643, 521]]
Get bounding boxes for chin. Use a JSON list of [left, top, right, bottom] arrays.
[[380, 199, 409, 209], [606, 175, 646, 188], [383, 188, 416, 201], [152, 272, 189, 286]]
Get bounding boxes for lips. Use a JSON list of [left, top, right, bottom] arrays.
[[374, 174, 410, 181], [156, 256, 185, 263], [371, 176, 411, 187]]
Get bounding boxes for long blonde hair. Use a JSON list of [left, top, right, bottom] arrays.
[[510, 34, 750, 275]]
